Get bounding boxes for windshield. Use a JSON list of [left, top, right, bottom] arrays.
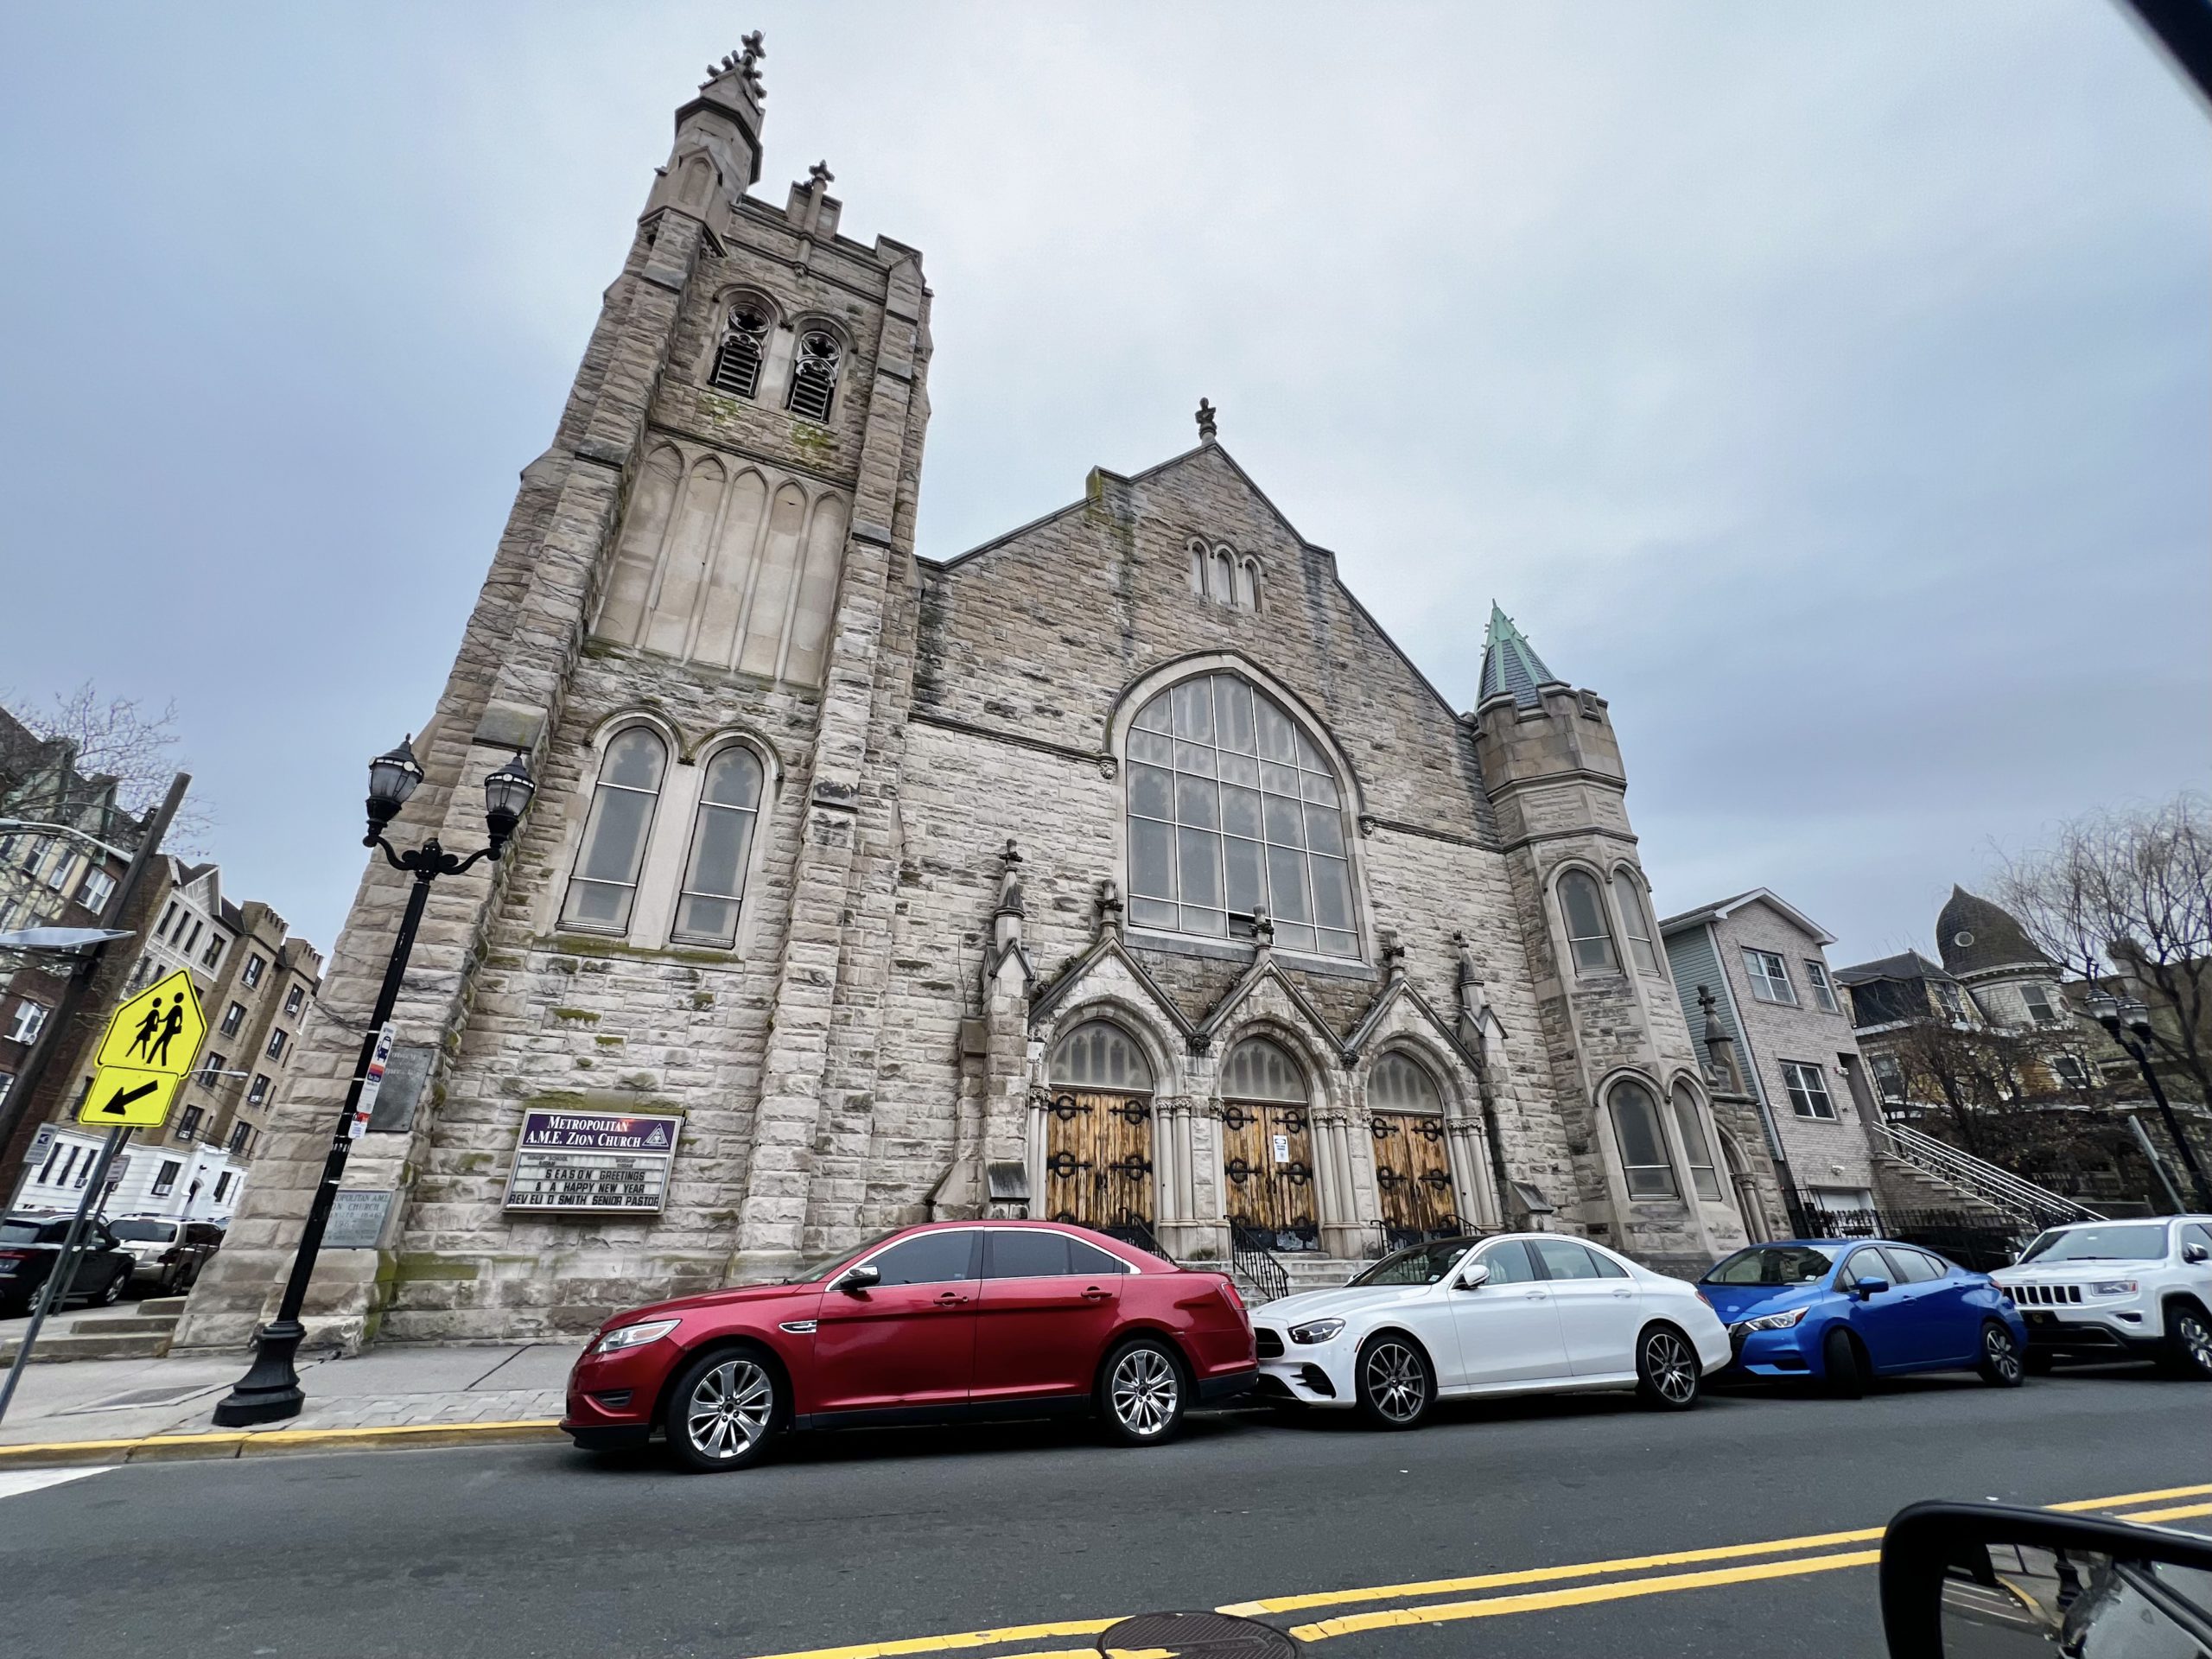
[[109, 1219, 178, 1243], [799, 1229, 906, 1283], [2018, 1224, 2170, 1264], [1702, 1244, 1841, 1286], [0, 1217, 56, 1245], [1351, 1238, 1475, 1287]]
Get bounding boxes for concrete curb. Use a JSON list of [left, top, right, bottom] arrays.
[[0, 1418, 569, 1467]]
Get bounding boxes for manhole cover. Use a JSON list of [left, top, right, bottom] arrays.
[[1096, 1610, 1299, 1658]]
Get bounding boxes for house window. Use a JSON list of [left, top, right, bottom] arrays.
[[242, 953, 264, 988], [185, 919, 202, 951], [1126, 671, 1357, 957], [2052, 1054, 2089, 1090], [199, 1052, 227, 1088], [201, 935, 225, 969], [562, 727, 669, 933], [785, 328, 842, 420], [43, 852, 76, 891], [1783, 1061, 1837, 1120], [1934, 981, 1966, 1020], [177, 1105, 203, 1141], [2020, 983, 2063, 1026], [68, 1147, 89, 1186], [221, 1002, 246, 1036], [1558, 870, 1618, 975], [151, 1160, 181, 1198], [0, 1072, 12, 1109], [266, 1028, 288, 1061], [1871, 1053, 1906, 1104], [8, 1001, 48, 1044], [1609, 1078, 1677, 1199], [228, 1121, 252, 1154], [38, 1135, 63, 1182], [1671, 1081, 1723, 1201], [76, 869, 116, 912], [284, 985, 304, 1017], [1611, 870, 1659, 973], [156, 900, 178, 938], [708, 303, 771, 398], [213, 1172, 234, 1203], [1804, 960, 1840, 1014], [247, 1075, 270, 1107], [671, 746, 765, 947], [1743, 949, 1796, 1005]]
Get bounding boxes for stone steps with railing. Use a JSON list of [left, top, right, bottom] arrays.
[[1872, 1122, 2104, 1230]]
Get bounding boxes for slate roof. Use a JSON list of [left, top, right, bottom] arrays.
[[1833, 950, 1954, 988], [1936, 885, 2046, 977], [1477, 603, 1559, 709]]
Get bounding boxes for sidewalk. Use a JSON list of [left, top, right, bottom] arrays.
[[0, 1340, 582, 1465]]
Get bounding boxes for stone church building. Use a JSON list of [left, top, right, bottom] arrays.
[[179, 47, 1779, 1350]]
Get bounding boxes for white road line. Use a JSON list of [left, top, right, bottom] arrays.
[[0, 1465, 116, 1502]]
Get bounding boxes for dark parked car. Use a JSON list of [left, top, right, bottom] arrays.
[[0, 1211, 137, 1316], [109, 1217, 226, 1293], [564, 1219, 1258, 1471]]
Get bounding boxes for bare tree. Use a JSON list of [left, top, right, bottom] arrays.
[[0, 682, 207, 844], [1997, 793, 2212, 1108]]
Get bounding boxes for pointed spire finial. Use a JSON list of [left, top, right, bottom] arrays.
[[1195, 397, 1217, 443], [808, 159, 835, 189], [707, 30, 766, 97], [1478, 601, 1561, 709]]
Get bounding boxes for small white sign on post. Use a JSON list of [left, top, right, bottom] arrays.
[[350, 1024, 397, 1141]]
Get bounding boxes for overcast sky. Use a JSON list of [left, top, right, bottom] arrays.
[[3, 3, 2205, 973]]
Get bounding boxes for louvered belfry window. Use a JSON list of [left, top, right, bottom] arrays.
[[709, 306, 771, 399], [786, 329, 842, 420]]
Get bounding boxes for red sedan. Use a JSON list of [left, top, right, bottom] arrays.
[[563, 1219, 1258, 1471]]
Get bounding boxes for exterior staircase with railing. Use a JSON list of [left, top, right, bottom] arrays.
[[1871, 1122, 2104, 1230]]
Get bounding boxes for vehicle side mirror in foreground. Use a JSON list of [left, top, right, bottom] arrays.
[[1457, 1262, 1491, 1291], [1880, 1500, 2212, 1659], [834, 1263, 880, 1294], [2186, 1243, 2209, 1265], [1852, 1277, 1891, 1300]]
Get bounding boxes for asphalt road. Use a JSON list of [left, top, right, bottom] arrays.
[[3, 1365, 2206, 1659]]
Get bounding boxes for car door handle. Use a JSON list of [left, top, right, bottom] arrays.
[[1081, 1287, 1110, 1301], [933, 1292, 968, 1307], [1523, 1291, 1547, 1301], [1610, 1289, 1633, 1299]]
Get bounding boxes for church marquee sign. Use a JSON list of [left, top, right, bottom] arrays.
[[504, 1109, 683, 1216]]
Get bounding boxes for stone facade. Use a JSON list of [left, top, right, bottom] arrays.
[[176, 50, 1775, 1351]]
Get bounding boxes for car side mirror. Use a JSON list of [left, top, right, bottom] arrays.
[[1457, 1262, 1491, 1291], [2185, 1243, 2209, 1265], [1880, 1499, 2212, 1657], [834, 1263, 880, 1294], [1852, 1277, 1891, 1300]]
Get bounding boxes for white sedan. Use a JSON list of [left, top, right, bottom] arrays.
[[1249, 1232, 1733, 1428]]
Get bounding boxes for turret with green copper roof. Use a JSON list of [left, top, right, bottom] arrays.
[[1477, 602, 1564, 710]]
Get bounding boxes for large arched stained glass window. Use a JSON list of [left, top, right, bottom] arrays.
[[1222, 1036, 1307, 1103], [1126, 672, 1357, 957], [1049, 1021, 1154, 1092], [1370, 1050, 1445, 1114]]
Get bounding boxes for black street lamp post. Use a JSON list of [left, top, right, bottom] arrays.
[[212, 739, 534, 1427], [2088, 988, 2212, 1213]]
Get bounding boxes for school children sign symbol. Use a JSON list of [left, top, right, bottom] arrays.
[[78, 970, 208, 1128]]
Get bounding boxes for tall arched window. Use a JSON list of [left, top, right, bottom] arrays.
[[1236, 558, 1262, 613], [671, 746, 766, 946], [1558, 869, 1618, 975], [1612, 868, 1659, 973], [1210, 547, 1236, 604], [1050, 1020, 1154, 1092], [1608, 1078, 1676, 1199], [1223, 1035, 1307, 1102], [785, 328, 842, 420], [1370, 1050, 1445, 1114], [562, 728, 668, 932], [1671, 1081, 1722, 1201], [1126, 671, 1357, 957], [1187, 539, 1207, 596], [709, 303, 771, 399]]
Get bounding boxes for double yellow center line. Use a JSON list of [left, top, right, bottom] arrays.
[[746, 1482, 2212, 1659]]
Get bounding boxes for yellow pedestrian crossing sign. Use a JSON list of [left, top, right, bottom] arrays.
[[78, 970, 207, 1128]]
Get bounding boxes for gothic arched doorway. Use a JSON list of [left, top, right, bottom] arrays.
[[1045, 1020, 1157, 1246], [1368, 1050, 1460, 1249], [1220, 1035, 1320, 1252]]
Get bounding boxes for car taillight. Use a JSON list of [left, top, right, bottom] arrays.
[[0, 1249, 30, 1262], [1220, 1278, 1245, 1313]]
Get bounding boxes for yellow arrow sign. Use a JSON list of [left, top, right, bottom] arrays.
[[93, 969, 207, 1077], [77, 1064, 183, 1128]]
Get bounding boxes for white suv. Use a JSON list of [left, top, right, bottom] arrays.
[[1991, 1215, 2212, 1379]]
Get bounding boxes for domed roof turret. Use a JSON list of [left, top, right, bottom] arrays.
[[1936, 886, 2044, 978]]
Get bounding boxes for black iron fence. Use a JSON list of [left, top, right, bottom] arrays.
[[1783, 1189, 2040, 1273]]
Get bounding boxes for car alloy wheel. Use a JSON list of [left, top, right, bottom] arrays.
[[98, 1269, 126, 1306], [1109, 1344, 1181, 1440], [1360, 1338, 1429, 1427], [2174, 1310, 2212, 1380], [1638, 1327, 1699, 1408], [683, 1357, 775, 1463], [1980, 1321, 2024, 1387]]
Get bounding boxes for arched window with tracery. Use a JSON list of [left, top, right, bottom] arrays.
[[708, 302, 772, 399], [785, 327, 843, 420], [671, 746, 765, 947], [1044, 1020, 1155, 1238], [1221, 1035, 1317, 1249], [1236, 558, 1262, 613], [1609, 1077, 1677, 1199], [1126, 671, 1357, 957], [562, 728, 668, 932], [1612, 868, 1659, 973]]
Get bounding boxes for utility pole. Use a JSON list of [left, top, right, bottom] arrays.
[[0, 771, 188, 1198]]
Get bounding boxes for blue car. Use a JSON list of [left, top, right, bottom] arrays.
[[1699, 1239, 2029, 1395]]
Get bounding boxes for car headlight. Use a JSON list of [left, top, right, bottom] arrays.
[[591, 1318, 679, 1356], [1289, 1318, 1345, 1345], [1743, 1306, 1810, 1332], [2089, 1281, 2137, 1297]]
